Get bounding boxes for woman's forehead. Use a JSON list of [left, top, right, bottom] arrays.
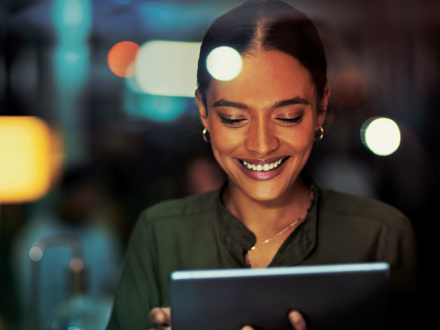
[[206, 50, 317, 108]]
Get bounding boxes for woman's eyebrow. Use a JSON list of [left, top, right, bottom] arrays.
[[211, 96, 310, 110], [212, 99, 248, 109], [274, 97, 310, 108]]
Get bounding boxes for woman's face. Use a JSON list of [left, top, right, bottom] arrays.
[[196, 50, 329, 203]]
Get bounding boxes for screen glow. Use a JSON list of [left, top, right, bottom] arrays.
[[171, 263, 389, 280]]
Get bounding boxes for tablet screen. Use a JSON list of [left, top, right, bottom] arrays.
[[170, 262, 389, 330]]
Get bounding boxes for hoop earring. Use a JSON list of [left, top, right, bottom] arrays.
[[315, 127, 324, 141], [202, 128, 211, 143]]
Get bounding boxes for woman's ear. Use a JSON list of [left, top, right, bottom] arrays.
[[322, 83, 331, 111], [195, 89, 209, 130], [316, 83, 331, 129]]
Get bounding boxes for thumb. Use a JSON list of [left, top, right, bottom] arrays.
[[149, 307, 171, 325], [289, 310, 307, 330]]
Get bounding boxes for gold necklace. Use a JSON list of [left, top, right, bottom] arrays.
[[248, 214, 305, 251], [248, 189, 314, 252]]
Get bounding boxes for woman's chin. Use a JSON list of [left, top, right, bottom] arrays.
[[239, 184, 291, 204]]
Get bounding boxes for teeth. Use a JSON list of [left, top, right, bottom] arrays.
[[242, 158, 285, 172]]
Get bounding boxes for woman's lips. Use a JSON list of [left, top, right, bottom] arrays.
[[234, 156, 290, 180]]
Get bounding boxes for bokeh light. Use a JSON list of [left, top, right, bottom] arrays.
[[70, 258, 85, 273], [361, 117, 401, 156], [51, 0, 92, 46], [108, 41, 140, 78], [135, 40, 201, 97], [331, 70, 368, 107], [206, 46, 242, 81], [0, 117, 53, 203], [124, 92, 188, 122], [29, 246, 43, 262]]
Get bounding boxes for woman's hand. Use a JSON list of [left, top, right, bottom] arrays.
[[241, 310, 307, 330], [149, 308, 307, 330], [149, 307, 171, 330]]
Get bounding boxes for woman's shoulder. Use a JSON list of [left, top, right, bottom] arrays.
[[318, 187, 410, 228], [139, 188, 220, 223]]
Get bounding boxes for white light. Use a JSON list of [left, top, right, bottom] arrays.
[[135, 40, 201, 97], [171, 263, 389, 280], [29, 246, 43, 261], [362, 117, 401, 156], [206, 46, 242, 81]]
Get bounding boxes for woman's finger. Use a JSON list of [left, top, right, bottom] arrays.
[[289, 310, 308, 330], [149, 307, 171, 329]]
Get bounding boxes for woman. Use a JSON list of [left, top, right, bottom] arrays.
[[106, 1, 417, 329]]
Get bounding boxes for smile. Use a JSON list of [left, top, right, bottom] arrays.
[[239, 157, 288, 172]]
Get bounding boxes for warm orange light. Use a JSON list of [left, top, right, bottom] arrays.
[[331, 70, 368, 107], [107, 41, 140, 78], [0, 117, 53, 203]]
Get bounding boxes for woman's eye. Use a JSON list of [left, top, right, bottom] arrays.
[[219, 117, 246, 126], [276, 115, 304, 125]]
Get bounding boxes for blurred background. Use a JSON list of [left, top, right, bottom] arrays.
[[0, 0, 438, 328]]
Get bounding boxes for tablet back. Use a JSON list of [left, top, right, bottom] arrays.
[[170, 262, 389, 330]]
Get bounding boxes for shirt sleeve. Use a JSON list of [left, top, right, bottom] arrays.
[[383, 214, 419, 330], [384, 214, 418, 293], [106, 212, 161, 330]]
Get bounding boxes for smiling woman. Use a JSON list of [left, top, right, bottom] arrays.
[[196, 51, 325, 211], [106, 1, 418, 330]]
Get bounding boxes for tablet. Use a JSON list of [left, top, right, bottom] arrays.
[[170, 262, 389, 330]]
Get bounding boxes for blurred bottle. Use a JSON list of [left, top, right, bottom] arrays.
[[44, 258, 104, 330]]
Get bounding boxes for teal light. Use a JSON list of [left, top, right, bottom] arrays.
[[51, 0, 92, 47], [124, 91, 188, 122], [53, 48, 89, 92], [51, 0, 92, 163]]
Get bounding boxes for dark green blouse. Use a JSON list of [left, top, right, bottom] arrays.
[[106, 182, 417, 330]]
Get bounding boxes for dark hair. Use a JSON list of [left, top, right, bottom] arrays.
[[197, 0, 327, 109]]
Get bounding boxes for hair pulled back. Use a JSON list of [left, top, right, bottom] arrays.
[[197, 0, 327, 108]]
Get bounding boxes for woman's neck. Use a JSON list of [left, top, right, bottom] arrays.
[[222, 177, 311, 239]]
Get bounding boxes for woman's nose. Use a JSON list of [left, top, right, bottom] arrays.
[[244, 118, 279, 155]]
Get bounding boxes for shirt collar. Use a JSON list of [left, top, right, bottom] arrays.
[[215, 178, 320, 267]]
